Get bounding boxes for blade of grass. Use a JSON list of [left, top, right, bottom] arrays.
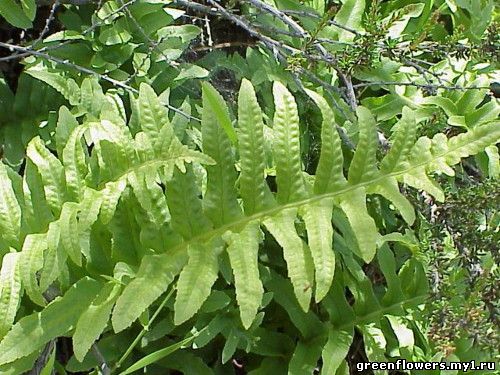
[[118, 327, 207, 375]]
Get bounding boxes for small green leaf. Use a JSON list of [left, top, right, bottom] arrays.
[[333, 0, 365, 42], [0, 252, 22, 339], [224, 222, 264, 329], [0, 278, 101, 366], [0, 0, 32, 28], [112, 250, 187, 332], [174, 241, 221, 325], [73, 282, 121, 361]]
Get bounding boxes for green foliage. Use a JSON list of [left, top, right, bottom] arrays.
[[0, 0, 499, 373], [0, 76, 498, 372]]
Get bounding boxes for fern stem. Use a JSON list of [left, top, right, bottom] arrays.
[[112, 287, 175, 372]]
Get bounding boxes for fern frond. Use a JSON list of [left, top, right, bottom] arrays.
[[112, 251, 187, 332], [302, 199, 335, 302], [0, 164, 22, 249], [238, 79, 273, 215], [305, 89, 346, 193], [137, 83, 170, 147], [348, 107, 378, 184], [223, 221, 264, 329], [166, 166, 211, 239], [272, 82, 307, 203], [201, 82, 242, 227], [59, 202, 81, 266], [73, 282, 121, 361], [116, 83, 498, 326], [380, 107, 417, 173], [174, 240, 222, 325], [26, 137, 67, 216], [264, 208, 314, 311], [19, 234, 47, 306], [62, 125, 89, 201], [0, 253, 22, 339], [339, 188, 379, 263]]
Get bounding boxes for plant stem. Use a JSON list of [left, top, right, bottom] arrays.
[[112, 287, 175, 372]]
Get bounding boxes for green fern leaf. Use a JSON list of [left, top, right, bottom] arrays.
[[137, 83, 170, 146], [100, 180, 127, 224], [202, 82, 242, 227], [77, 188, 103, 258], [174, 240, 222, 325], [288, 336, 326, 375], [380, 107, 417, 173], [348, 107, 379, 184], [0, 164, 22, 249], [264, 208, 314, 311], [73, 282, 121, 361], [166, 166, 212, 239], [403, 167, 444, 202], [368, 178, 415, 225], [200, 82, 237, 145], [22, 160, 53, 232], [128, 169, 169, 226], [55, 106, 79, 157], [437, 122, 500, 169], [237, 79, 273, 214], [338, 188, 379, 262], [272, 82, 307, 203], [0, 277, 101, 366], [321, 327, 354, 375], [134, 132, 155, 163], [112, 250, 187, 332], [59, 202, 82, 266], [0, 252, 22, 339], [38, 221, 66, 291], [62, 125, 89, 201], [26, 137, 67, 216], [224, 222, 264, 329], [19, 234, 47, 306], [302, 199, 335, 302], [305, 89, 346, 193]]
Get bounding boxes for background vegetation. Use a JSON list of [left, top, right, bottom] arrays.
[[0, 0, 498, 374]]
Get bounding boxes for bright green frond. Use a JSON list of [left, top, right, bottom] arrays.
[[112, 251, 187, 332], [174, 240, 222, 325], [272, 82, 307, 203], [0, 164, 22, 249], [0, 252, 22, 339], [305, 89, 346, 194], [238, 79, 273, 214], [348, 107, 379, 184], [224, 221, 264, 329], [264, 208, 314, 311], [26, 137, 67, 216], [202, 83, 242, 227]]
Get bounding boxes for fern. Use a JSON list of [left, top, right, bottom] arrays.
[[0, 79, 498, 371]]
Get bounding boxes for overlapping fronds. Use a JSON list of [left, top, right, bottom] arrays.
[[0, 79, 498, 369]]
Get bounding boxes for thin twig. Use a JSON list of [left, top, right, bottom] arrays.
[[0, 42, 199, 121], [32, 0, 60, 48], [172, 0, 219, 16], [245, 0, 307, 37], [92, 344, 111, 375], [352, 81, 490, 91]]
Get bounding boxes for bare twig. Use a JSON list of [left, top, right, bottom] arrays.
[[32, 0, 60, 48], [0, 42, 199, 121], [28, 340, 56, 375], [352, 81, 490, 91], [172, 0, 219, 16], [92, 344, 111, 375], [245, 0, 307, 37]]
